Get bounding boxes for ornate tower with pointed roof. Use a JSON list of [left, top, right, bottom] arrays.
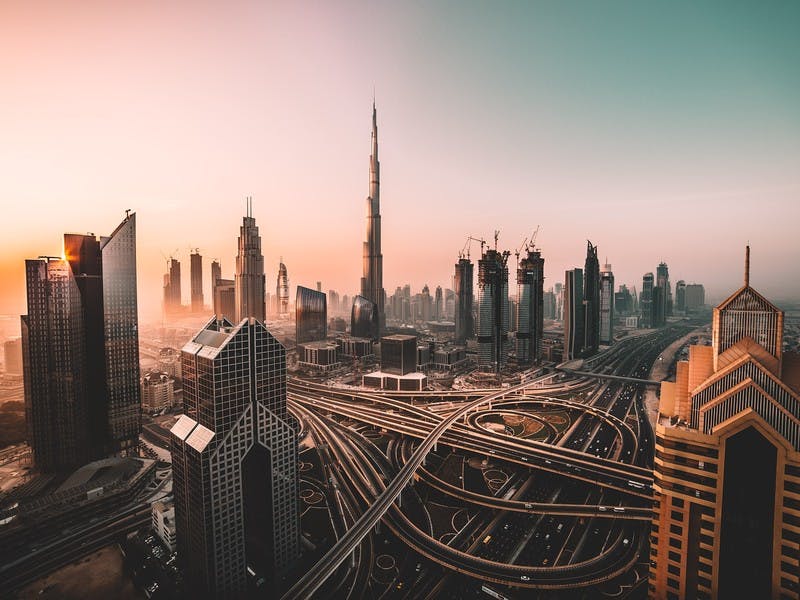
[[649, 247, 800, 600]]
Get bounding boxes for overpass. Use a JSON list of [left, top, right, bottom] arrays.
[[556, 368, 661, 386]]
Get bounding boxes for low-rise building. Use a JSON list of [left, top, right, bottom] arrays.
[[151, 498, 176, 552], [141, 372, 175, 414]]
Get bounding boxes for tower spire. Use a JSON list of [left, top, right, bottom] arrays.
[[744, 244, 750, 287]]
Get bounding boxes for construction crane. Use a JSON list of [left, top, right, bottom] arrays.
[[514, 235, 529, 267], [529, 225, 541, 251], [459, 236, 487, 259]]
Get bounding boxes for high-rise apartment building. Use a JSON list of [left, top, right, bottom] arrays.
[[22, 213, 141, 472], [296, 286, 327, 344], [360, 103, 385, 335], [454, 257, 475, 345], [164, 257, 182, 313], [641, 272, 654, 328], [583, 241, 600, 354], [516, 247, 545, 365], [615, 284, 633, 316], [171, 317, 299, 596], [3, 338, 22, 375], [599, 263, 614, 345], [477, 247, 510, 372], [563, 269, 584, 360], [235, 197, 266, 323], [554, 282, 564, 321], [650, 248, 800, 599], [190, 250, 203, 312], [434, 285, 443, 321]]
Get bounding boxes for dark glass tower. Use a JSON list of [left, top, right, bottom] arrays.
[[171, 317, 299, 596], [296, 285, 327, 343], [477, 247, 510, 372], [640, 272, 654, 328], [583, 241, 600, 354], [360, 102, 385, 335], [516, 248, 545, 365], [21, 213, 141, 471], [564, 268, 584, 360], [351, 295, 379, 339]]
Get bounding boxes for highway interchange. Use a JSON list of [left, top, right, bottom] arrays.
[[283, 324, 695, 599]]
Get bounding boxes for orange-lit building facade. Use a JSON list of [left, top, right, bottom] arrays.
[[650, 248, 800, 599]]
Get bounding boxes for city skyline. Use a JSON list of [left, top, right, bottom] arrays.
[[2, 2, 800, 322]]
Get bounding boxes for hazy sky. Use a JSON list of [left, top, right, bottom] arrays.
[[2, 1, 799, 322]]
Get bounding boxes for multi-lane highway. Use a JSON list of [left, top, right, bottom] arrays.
[[283, 324, 693, 598]]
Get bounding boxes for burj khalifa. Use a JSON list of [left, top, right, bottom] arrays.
[[360, 102, 385, 334]]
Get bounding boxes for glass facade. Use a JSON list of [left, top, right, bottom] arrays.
[[351, 295, 379, 339], [454, 257, 474, 344], [516, 249, 544, 365], [477, 249, 509, 371], [381, 334, 417, 375], [564, 268, 584, 360], [21, 213, 140, 471], [295, 285, 326, 344], [172, 317, 299, 596], [101, 214, 142, 452]]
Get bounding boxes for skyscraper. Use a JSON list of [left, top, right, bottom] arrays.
[[190, 250, 203, 313], [599, 263, 614, 345], [360, 102, 385, 335], [434, 285, 443, 321], [583, 241, 600, 354], [650, 248, 800, 599], [171, 317, 299, 596], [675, 279, 686, 313], [277, 261, 289, 316], [214, 279, 235, 321], [235, 197, 266, 323], [563, 268, 584, 360], [22, 213, 141, 472], [685, 284, 706, 312], [351, 295, 379, 339], [454, 257, 474, 345], [296, 286, 327, 344], [516, 247, 545, 365], [163, 257, 182, 313], [641, 272, 654, 328], [656, 261, 671, 318], [211, 259, 221, 291], [477, 246, 510, 372]]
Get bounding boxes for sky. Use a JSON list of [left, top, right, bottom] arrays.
[[1, 0, 799, 323]]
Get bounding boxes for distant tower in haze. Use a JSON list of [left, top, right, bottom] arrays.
[[277, 261, 289, 316], [454, 257, 474, 345], [164, 257, 182, 314], [477, 243, 510, 373], [434, 285, 443, 321], [190, 250, 203, 313], [656, 261, 671, 320], [640, 272, 654, 328], [171, 317, 299, 596], [211, 259, 221, 301], [650, 247, 800, 600], [351, 295, 379, 339], [516, 246, 545, 365], [235, 197, 266, 323], [564, 268, 584, 360], [599, 263, 614, 345], [360, 102, 385, 335], [22, 213, 141, 472], [674, 279, 686, 313], [583, 241, 600, 354]]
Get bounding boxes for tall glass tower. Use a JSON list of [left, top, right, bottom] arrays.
[[477, 247, 510, 372], [360, 102, 385, 335], [22, 212, 141, 471]]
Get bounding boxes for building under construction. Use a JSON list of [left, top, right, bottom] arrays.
[[477, 238, 510, 373]]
